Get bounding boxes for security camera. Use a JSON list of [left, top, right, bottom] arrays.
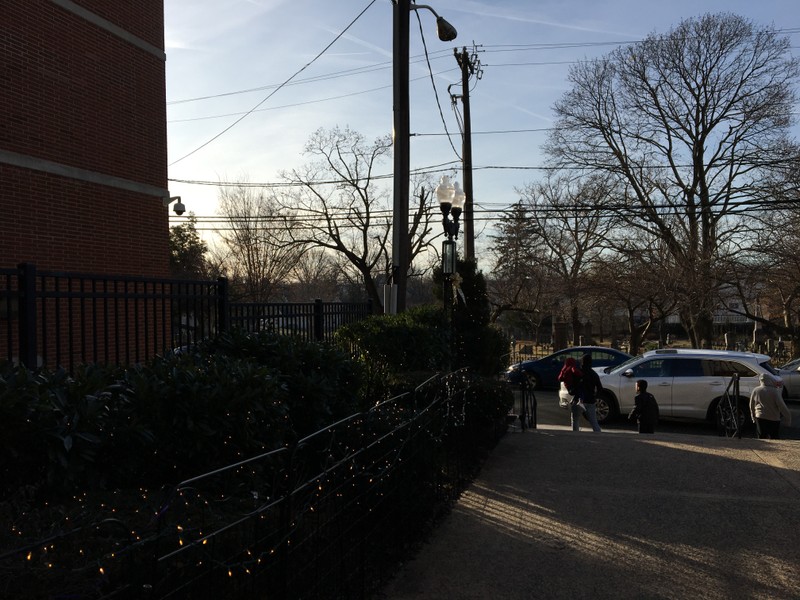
[[163, 195, 186, 216]]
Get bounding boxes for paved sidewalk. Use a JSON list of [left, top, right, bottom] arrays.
[[380, 426, 800, 599]]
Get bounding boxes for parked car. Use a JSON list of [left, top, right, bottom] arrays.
[[559, 348, 782, 426], [505, 346, 632, 389], [776, 357, 800, 399]]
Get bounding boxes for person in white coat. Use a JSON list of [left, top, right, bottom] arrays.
[[749, 373, 792, 439]]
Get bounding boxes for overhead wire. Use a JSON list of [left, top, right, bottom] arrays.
[[174, 196, 800, 234], [168, 0, 379, 167], [414, 11, 461, 160]]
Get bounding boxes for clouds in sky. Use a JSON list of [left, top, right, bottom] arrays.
[[164, 0, 799, 229]]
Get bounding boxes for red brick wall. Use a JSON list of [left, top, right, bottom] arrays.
[[0, 0, 169, 277], [0, 166, 169, 276], [76, 0, 165, 48]]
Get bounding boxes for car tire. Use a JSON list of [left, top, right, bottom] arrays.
[[526, 372, 540, 389], [715, 397, 750, 436], [588, 392, 617, 425]]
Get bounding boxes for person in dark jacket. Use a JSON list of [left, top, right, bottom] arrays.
[[558, 357, 585, 431], [628, 379, 659, 434], [578, 353, 603, 432]]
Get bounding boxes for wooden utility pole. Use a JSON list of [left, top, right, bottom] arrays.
[[391, 0, 411, 312], [455, 47, 479, 261]]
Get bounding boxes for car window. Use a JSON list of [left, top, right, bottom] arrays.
[[759, 361, 778, 375], [607, 356, 640, 374], [592, 350, 617, 364], [707, 360, 757, 378], [631, 359, 669, 378], [780, 357, 800, 371], [670, 358, 703, 377], [553, 350, 583, 366]]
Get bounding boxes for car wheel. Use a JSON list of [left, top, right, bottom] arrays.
[[716, 397, 750, 436], [526, 372, 540, 389], [589, 393, 617, 425]]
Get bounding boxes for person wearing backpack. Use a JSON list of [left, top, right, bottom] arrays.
[[578, 353, 603, 432], [557, 357, 584, 431], [628, 379, 659, 434]]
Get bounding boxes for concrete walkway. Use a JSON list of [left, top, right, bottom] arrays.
[[380, 425, 800, 599]]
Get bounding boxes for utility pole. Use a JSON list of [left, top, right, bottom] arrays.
[[391, 0, 411, 313], [392, 2, 457, 313], [455, 47, 480, 262]]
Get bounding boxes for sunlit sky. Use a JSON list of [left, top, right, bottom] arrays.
[[164, 0, 800, 256]]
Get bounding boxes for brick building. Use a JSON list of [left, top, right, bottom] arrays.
[[1, 0, 170, 276]]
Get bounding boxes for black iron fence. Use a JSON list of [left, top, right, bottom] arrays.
[[0, 263, 372, 372], [0, 370, 485, 599]]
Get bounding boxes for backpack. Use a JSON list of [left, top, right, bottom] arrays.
[[567, 372, 583, 396]]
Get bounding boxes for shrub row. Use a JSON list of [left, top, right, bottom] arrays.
[[0, 329, 364, 498]]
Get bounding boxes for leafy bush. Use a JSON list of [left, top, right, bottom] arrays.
[[0, 330, 365, 496], [0, 363, 124, 495], [334, 305, 450, 374], [199, 329, 365, 435]]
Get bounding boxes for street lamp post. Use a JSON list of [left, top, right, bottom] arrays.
[[390, 1, 456, 314], [436, 175, 464, 369]]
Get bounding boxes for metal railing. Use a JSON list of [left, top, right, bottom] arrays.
[[0, 370, 483, 599], [716, 373, 743, 438], [0, 263, 372, 372], [508, 377, 537, 431]]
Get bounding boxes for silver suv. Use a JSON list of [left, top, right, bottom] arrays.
[[558, 348, 782, 426]]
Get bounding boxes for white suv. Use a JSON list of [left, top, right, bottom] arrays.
[[558, 348, 782, 426]]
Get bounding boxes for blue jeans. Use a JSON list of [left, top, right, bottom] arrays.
[[572, 402, 601, 432], [570, 401, 582, 431]]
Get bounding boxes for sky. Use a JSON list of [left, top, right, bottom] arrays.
[[163, 0, 800, 257]]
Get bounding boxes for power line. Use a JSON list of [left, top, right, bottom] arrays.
[[168, 70, 458, 124], [174, 195, 800, 233], [168, 0, 379, 167], [166, 28, 800, 109]]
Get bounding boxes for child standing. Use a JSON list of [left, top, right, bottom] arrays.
[[629, 379, 659, 434]]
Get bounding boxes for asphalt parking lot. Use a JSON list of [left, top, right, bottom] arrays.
[[380, 390, 800, 599]]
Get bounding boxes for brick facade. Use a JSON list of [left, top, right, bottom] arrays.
[[0, 0, 170, 277]]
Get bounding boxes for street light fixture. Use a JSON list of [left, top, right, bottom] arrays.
[[391, 0, 457, 313], [414, 4, 458, 41], [436, 175, 465, 275]]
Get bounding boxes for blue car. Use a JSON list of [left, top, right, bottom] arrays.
[[504, 346, 632, 389]]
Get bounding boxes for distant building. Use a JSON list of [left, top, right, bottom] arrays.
[[1, 0, 170, 276]]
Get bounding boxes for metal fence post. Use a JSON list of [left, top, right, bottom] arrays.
[[313, 298, 324, 341], [217, 276, 229, 333], [17, 262, 37, 369]]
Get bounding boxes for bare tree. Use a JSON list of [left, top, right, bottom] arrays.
[[591, 235, 678, 354], [287, 248, 340, 302], [517, 174, 617, 344], [277, 127, 436, 312], [216, 181, 306, 303], [546, 13, 799, 347], [719, 170, 800, 356]]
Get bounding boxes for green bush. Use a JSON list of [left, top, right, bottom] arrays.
[[0, 330, 366, 496], [0, 363, 124, 495], [200, 329, 365, 434], [335, 305, 449, 370]]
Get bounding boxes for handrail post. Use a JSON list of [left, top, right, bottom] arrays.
[[17, 263, 37, 369]]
